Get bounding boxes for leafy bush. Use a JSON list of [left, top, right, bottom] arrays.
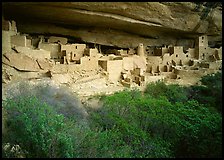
[[172, 100, 222, 158], [89, 90, 174, 158], [2, 72, 222, 158], [189, 71, 222, 112], [89, 88, 222, 158], [2, 94, 138, 158], [144, 81, 189, 104], [2, 95, 75, 158], [5, 81, 86, 120]]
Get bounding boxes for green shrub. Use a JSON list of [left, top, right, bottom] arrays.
[[172, 100, 222, 158], [90, 89, 222, 158], [5, 81, 86, 120], [2, 96, 75, 158], [75, 128, 132, 158], [144, 81, 189, 104], [3, 72, 222, 158], [189, 71, 222, 112], [89, 90, 174, 158]]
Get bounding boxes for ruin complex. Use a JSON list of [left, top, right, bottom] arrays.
[[2, 17, 222, 97]]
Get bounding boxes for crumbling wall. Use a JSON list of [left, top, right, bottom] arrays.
[[85, 48, 98, 57], [26, 38, 32, 48], [187, 48, 196, 58], [198, 46, 215, 61], [154, 47, 169, 56], [170, 46, 190, 65], [107, 60, 123, 83], [2, 31, 11, 54], [61, 44, 86, 61], [215, 47, 222, 60], [39, 43, 61, 59], [161, 53, 172, 65], [80, 56, 98, 71], [32, 37, 41, 48], [133, 55, 147, 71], [146, 56, 162, 73], [122, 57, 134, 71], [11, 35, 27, 47], [208, 61, 222, 70]]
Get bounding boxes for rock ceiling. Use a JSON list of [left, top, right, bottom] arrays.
[[2, 2, 222, 48]]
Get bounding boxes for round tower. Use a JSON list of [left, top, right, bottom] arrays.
[[137, 43, 144, 57]]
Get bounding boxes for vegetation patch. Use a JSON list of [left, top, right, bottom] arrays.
[[2, 71, 222, 158]]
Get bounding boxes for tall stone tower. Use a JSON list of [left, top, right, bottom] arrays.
[[137, 43, 145, 57], [195, 35, 209, 60]]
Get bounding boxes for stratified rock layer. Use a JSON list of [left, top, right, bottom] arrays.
[[2, 2, 222, 48]]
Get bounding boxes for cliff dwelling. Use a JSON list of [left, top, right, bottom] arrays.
[[2, 2, 222, 98], [2, 2, 223, 159]]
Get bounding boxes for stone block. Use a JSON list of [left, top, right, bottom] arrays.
[[2, 18, 11, 31], [2, 31, 11, 54], [11, 35, 27, 47], [98, 60, 107, 71], [61, 44, 86, 61], [11, 20, 17, 32], [32, 37, 41, 48], [80, 56, 98, 71], [133, 55, 147, 71], [133, 68, 144, 76], [26, 39, 32, 48], [123, 57, 134, 71], [121, 80, 131, 88], [107, 60, 123, 83], [39, 43, 61, 59]]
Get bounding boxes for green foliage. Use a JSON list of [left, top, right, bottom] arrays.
[[75, 128, 132, 158], [190, 71, 222, 112], [90, 80, 222, 158], [3, 96, 75, 158], [2, 72, 222, 158], [144, 80, 189, 104], [89, 90, 174, 158], [172, 100, 222, 158], [6, 81, 85, 119]]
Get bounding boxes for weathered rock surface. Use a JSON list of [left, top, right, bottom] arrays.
[[15, 46, 51, 60], [3, 53, 40, 72], [2, 2, 222, 48], [36, 59, 53, 71]]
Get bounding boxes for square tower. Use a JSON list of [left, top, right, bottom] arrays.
[[198, 35, 208, 47], [195, 35, 209, 60]]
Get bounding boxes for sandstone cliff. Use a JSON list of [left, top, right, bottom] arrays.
[[2, 2, 222, 48]]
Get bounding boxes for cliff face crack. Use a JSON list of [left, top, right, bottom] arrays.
[[3, 3, 163, 31], [42, 3, 163, 26]]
